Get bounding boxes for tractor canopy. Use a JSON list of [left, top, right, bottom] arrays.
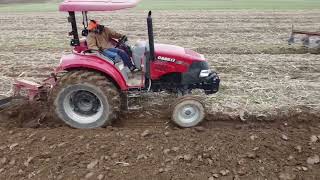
[[59, 0, 140, 12]]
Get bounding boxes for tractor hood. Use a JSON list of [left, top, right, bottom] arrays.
[[154, 43, 205, 62]]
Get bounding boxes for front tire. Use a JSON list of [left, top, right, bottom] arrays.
[[171, 96, 205, 128], [52, 70, 120, 129]]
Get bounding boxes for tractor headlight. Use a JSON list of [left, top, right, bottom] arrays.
[[199, 70, 211, 78]]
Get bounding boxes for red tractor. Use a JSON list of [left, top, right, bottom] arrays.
[[0, 0, 220, 129]]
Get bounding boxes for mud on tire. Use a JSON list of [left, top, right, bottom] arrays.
[[51, 70, 121, 129]]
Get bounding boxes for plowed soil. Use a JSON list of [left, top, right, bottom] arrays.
[[0, 11, 319, 179]]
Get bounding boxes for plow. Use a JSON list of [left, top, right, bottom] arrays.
[[288, 25, 320, 48], [0, 75, 56, 110], [0, 0, 220, 129]]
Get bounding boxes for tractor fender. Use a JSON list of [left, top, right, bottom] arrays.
[[56, 54, 128, 90]]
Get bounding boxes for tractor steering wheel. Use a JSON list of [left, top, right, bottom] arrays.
[[115, 36, 128, 48]]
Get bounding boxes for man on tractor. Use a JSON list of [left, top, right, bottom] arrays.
[[87, 20, 138, 72]]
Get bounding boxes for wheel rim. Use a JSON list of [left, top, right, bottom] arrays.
[[63, 90, 104, 124], [177, 104, 200, 124]]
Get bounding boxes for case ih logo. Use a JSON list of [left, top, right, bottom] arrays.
[[157, 56, 176, 62]]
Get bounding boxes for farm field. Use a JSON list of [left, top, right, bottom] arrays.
[[0, 6, 319, 180]]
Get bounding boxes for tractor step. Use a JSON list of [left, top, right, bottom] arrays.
[[125, 91, 143, 111], [127, 91, 142, 98], [128, 94, 141, 98], [128, 105, 142, 111]]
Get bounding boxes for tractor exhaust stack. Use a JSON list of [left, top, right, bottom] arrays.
[[146, 11, 155, 79], [147, 11, 155, 61]]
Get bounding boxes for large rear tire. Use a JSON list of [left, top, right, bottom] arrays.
[[52, 70, 120, 129], [171, 96, 205, 128]]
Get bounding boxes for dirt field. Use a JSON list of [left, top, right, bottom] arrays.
[[0, 11, 319, 179]]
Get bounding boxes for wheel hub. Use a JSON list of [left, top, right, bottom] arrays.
[[70, 90, 101, 116], [179, 105, 199, 123], [182, 106, 196, 117]]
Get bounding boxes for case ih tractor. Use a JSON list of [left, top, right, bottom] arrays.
[[0, 0, 220, 129]]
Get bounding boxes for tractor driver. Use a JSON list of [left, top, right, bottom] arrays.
[[87, 20, 137, 72]]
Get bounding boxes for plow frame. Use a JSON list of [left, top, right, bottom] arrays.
[[0, 74, 57, 110], [288, 26, 320, 46]]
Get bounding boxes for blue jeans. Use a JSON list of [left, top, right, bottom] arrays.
[[102, 48, 134, 69]]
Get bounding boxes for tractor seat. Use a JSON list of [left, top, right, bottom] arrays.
[[131, 41, 147, 70]]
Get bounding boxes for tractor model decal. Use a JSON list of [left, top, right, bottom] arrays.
[[157, 56, 176, 63]]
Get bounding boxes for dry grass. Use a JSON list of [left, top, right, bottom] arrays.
[[0, 11, 319, 121]]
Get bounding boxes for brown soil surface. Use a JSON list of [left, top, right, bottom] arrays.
[[0, 11, 319, 179], [0, 109, 320, 180], [0, 96, 319, 179]]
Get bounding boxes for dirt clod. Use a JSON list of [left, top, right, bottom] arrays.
[[23, 157, 34, 167], [9, 159, 15, 166], [250, 134, 258, 140], [137, 154, 147, 160], [194, 126, 206, 132], [0, 157, 7, 165], [310, 135, 318, 143], [295, 145, 302, 153], [9, 143, 18, 150], [307, 155, 320, 165], [212, 173, 219, 178], [281, 134, 289, 141], [246, 152, 257, 159], [97, 174, 104, 180], [220, 169, 230, 176], [183, 154, 193, 162], [85, 172, 94, 179], [141, 130, 151, 137], [87, 160, 99, 169]]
